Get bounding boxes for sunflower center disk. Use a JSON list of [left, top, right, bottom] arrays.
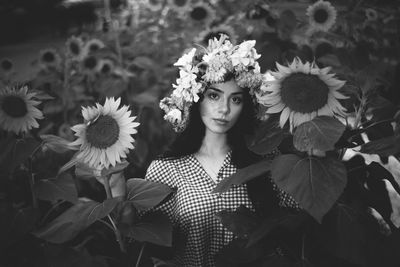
[[86, 115, 120, 149], [280, 73, 329, 113], [2, 95, 28, 117], [174, 0, 187, 7], [314, 9, 328, 23], [43, 52, 55, 63], [70, 43, 80, 55], [1, 60, 12, 71], [84, 57, 97, 70], [191, 7, 207, 20], [101, 64, 111, 74], [89, 44, 100, 53]]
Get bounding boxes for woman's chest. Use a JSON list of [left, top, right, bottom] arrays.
[[172, 176, 252, 222]]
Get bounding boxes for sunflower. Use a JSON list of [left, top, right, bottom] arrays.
[[81, 55, 99, 75], [256, 58, 347, 132], [84, 38, 105, 54], [0, 85, 44, 134], [145, 0, 165, 12], [195, 24, 238, 46], [39, 48, 62, 70], [65, 36, 86, 60], [97, 59, 115, 75], [188, 2, 216, 27], [0, 58, 13, 74], [70, 97, 139, 169], [365, 8, 378, 22], [306, 0, 337, 32], [167, 0, 191, 15]]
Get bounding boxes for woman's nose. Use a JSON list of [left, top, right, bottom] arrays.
[[218, 98, 230, 115]]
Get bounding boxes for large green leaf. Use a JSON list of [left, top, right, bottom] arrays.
[[128, 211, 172, 247], [246, 120, 286, 155], [271, 154, 347, 222], [34, 172, 78, 203], [215, 205, 260, 239], [314, 204, 367, 266], [213, 159, 272, 193], [43, 244, 108, 267], [126, 178, 173, 211], [247, 210, 308, 247], [359, 135, 400, 157], [33, 198, 120, 243], [74, 160, 129, 179], [293, 116, 345, 152], [215, 238, 281, 267]]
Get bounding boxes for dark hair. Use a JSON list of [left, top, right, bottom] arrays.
[[162, 80, 261, 168]]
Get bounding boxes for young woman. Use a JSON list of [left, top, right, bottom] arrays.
[[111, 35, 297, 266], [143, 35, 299, 266]]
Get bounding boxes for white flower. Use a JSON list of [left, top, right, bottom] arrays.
[[70, 97, 139, 169], [165, 108, 182, 124], [231, 40, 261, 68], [174, 48, 197, 67]]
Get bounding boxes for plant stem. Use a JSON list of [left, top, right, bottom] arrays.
[[108, 215, 126, 253], [301, 233, 306, 265], [28, 157, 38, 209], [135, 243, 146, 267], [104, 174, 113, 199]]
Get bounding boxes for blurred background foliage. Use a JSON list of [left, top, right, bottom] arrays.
[[0, 0, 399, 266]]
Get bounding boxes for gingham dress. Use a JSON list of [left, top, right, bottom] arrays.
[[145, 151, 299, 267]]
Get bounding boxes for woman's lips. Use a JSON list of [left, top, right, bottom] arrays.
[[213, 118, 229, 124]]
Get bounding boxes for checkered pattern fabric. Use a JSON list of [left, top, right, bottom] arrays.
[[145, 151, 252, 267], [145, 151, 300, 267], [273, 182, 301, 209]]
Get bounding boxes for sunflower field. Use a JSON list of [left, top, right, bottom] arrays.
[[0, 0, 400, 266]]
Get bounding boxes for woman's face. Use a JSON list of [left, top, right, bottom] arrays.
[[199, 79, 244, 135]]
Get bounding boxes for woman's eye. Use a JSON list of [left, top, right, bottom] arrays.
[[232, 96, 242, 104], [208, 92, 219, 100]]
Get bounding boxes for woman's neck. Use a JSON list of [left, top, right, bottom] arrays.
[[198, 131, 230, 157]]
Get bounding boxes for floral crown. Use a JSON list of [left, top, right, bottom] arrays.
[[160, 35, 263, 132]]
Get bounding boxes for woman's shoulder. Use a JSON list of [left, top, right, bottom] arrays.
[[145, 156, 187, 185], [148, 156, 185, 169]]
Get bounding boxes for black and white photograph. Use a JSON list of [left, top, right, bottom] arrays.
[[0, 0, 400, 266]]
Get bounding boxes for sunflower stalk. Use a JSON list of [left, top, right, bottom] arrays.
[[301, 233, 306, 262], [27, 142, 44, 209], [104, 174, 113, 199], [135, 243, 146, 267], [28, 157, 38, 209], [107, 214, 126, 253]]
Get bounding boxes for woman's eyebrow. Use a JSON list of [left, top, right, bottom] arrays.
[[207, 86, 223, 92], [207, 87, 244, 95]]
